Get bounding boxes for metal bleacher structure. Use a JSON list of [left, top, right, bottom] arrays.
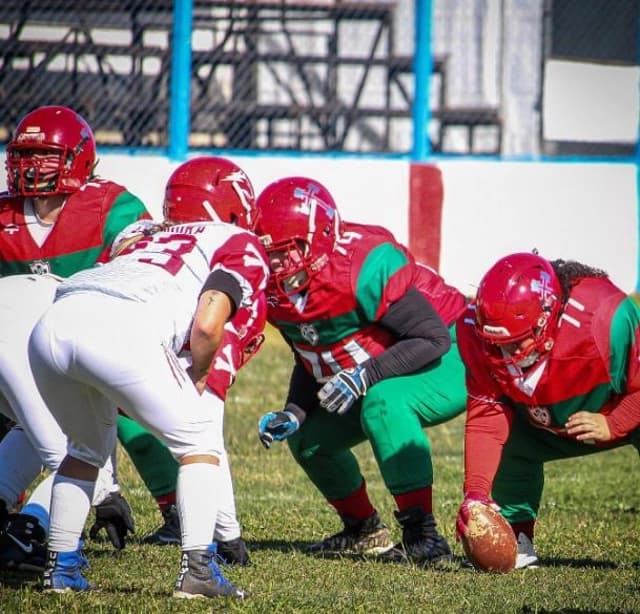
[[0, 0, 502, 154]]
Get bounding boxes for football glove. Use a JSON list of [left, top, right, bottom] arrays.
[[455, 493, 500, 541], [258, 411, 300, 449], [318, 365, 368, 415], [89, 491, 136, 550]]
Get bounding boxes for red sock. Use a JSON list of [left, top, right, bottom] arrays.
[[156, 492, 176, 512], [327, 480, 376, 521], [393, 487, 432, 514], [510, 520, 535, 541]]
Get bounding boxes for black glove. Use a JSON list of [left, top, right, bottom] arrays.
[[89, 491, 135, 550]]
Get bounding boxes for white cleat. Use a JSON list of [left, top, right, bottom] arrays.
[[515, 533, 539, 569]]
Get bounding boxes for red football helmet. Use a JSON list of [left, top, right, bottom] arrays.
[[475, 252, 562, 368], [253, 176, 342, 296], [163, 156, 255, 229], [5, 106, 96, 197]]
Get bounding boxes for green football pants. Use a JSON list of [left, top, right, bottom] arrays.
[[493, 414, 640, 524], [287, 328, 467, 500]]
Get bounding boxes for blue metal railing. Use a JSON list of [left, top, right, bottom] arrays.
[[168, 0, 193, 161]]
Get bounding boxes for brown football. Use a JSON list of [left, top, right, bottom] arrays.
[[460, 502, 517, 573]]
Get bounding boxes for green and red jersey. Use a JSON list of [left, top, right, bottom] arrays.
[[267, 221, 466, 382], [0, 178, 150, 277], [457, 276, 640, 496]]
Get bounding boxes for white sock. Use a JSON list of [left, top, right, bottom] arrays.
[[177, 462, 220, 551], [0, 427, 43, 507], [213, 450, 241, 542], [48, 475, 95, 552], [21, 473, 54, 534]]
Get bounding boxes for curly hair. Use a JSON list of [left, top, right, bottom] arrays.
[[550, 259, 608, 301]]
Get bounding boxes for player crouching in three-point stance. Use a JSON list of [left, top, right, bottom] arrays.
[[455, 252, 640, 569], [255, 177, 468, 566], [25, 161, 269, 598]]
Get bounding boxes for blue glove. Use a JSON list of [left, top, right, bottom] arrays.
[[318, 365, 368, 415], [258, 411, 300, 449]]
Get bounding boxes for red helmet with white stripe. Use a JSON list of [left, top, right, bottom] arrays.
[[163, 156, 255, 229], [475, 252, 562, 369], [253, 176, 342, 296]]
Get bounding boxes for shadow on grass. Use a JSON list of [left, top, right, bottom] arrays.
[[539, 556, 620, 570], [519, 608, 626, 614], [0, 570, 173, 598], [245, 541, 632, 574], [0, 569, 40, 589], [246, 539, 469, 571]]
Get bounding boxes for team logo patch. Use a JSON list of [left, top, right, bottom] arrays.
[[527, 405, 551, 427], [29, 260, 51, 275], [299, 323, 319, 346]]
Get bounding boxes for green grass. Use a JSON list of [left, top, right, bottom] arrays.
[[1, 327, 639, 613]]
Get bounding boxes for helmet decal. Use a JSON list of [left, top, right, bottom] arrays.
[[163, 157, 256, 229], [254, 176, 341, 298], [475, 252, 561, 370]]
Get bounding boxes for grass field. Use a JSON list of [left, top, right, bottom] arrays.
[[1, 327, 639, 613]]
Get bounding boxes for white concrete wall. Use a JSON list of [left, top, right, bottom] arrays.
[[1, 153, 637, 294], [91, 154, 412, 248], [437, 160, 638, 295]]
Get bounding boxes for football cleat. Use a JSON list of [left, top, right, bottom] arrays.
[[515, 533, 539, 569], [380, 507, 453, 566], [0, 513, 47, 572], [0, 499, 8, 530], [306, 511, 393, 556], [216, 537, 251, 566], [43, 549, 93, 593], [173, 544, 246, 599], [142, 504, 180, 545]]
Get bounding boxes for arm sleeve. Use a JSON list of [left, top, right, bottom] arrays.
[[605, 390, 640, 439], [602, 294, 640, 438], [363, 286, 452, 386], [284, 352, 320, 426], [463, 396, 514, 497], [200, 269, 243, 316]]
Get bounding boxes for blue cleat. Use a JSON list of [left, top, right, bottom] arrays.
[[43, 549, 93, 593]]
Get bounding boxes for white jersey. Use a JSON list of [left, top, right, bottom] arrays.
[[55, 221, 269, 353]]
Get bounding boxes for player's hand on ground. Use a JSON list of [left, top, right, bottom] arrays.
[[258, 410, 300, 449], [456, 493, 500, 540], [318, 365, 368, 415], [90, 491, 136, 549], [565, 410, 611, 443]]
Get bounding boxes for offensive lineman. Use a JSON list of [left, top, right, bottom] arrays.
[[455, 252, 640, 569], [255, 176, 468, 566]]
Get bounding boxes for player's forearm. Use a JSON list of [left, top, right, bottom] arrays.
[[190, 290, 232, 388], [605, 390, 640, 439], [463, 396, 513, 496]]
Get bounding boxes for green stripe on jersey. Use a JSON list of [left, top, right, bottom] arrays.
[[274, 308, 365, 346], [355, 242, 410, 321], [609, 295, 640, 392], [0, 248, 103, 278], [102, 191, 148, 250]]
